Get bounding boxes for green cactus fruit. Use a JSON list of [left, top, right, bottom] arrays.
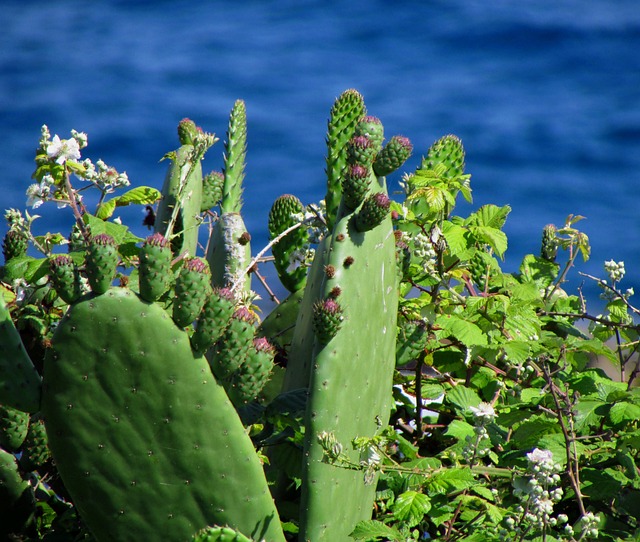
[[0, 296, 41, 414], [221, 100, 247, 215], [0, 448, 36, 537], [138, 232, 173, 302], [192, 526, 253, 542], [0, 404, 29, 452], [154, 143, 204, 257], [541, 224, 559, 262], [423, 134, 466, 180], [396, 319, 429, 367], [68, 222, 86, 253], [208, 306, 256, 380], [41, 287, 285, 542], [227, 337, 275, 406], [355, 192, 391, 232], [19, 415, 51, 471], [325, 89, 367, 230], [2, 229, 28, 262], [341, 164, 371, 211], [346, 135, 377, 169], [268, 194, 309, 293], [373, 135, 413, 177], [173, 257, 211, 328], [354, 115, 384, 152], [178, 118, 200, 145], [85, 234, 119, 295], [312, 298, 344, 346], [49, 254, 84, 304], [191, 287, 236, 356], [201, 170, 224, 212]]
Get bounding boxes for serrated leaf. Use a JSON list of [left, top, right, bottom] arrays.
[[468, 204, 511, 230], [425, 467, 475, 495], [609, 402, 640, 426], [443, 419, 476, 440], [469, 225, 508, 259], [115, 186, 162, 207], [350, 520, 403, 541], [441, 221, 470, 256], [96, 198, 117, 220], [436, 314, 488, 347], [446, 386, 482, 412], [393, 490, 431, 527]]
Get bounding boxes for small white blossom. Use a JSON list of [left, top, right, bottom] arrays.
[[47, 135, 81, 164], [469, 402, 496, 424], [71, 129, 88, 148], [526, 448, 554, 467]]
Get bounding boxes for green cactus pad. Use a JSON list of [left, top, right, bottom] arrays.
[[0, 448, 36, 537], [0, 404, 30, 452], [154, 143, 204, 257], [206, 212, 252, 295], [42, 287, 284, 542], [373, 135, 413, 177], [138, 233, 173, 302], [221, 100, 247, 215], [298, 174, 399, 541], [0, 296, 41, 414], [85, 234, 119, 295]]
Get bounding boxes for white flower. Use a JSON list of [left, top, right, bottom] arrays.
[[469, 402, 496, 423], [26, 182, 51, 208], [526, 448, 554, 466], [47, 135, 81, 164]]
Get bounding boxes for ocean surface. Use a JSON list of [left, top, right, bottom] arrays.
[[2, 0, 640, 313]]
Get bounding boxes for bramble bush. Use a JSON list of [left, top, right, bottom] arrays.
[[1, 98, 640, 542]]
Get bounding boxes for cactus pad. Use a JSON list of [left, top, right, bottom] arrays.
[[85, 234, 118, 294], [41, 287, 284, 542]]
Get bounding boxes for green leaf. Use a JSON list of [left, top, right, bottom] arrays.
[[441, 221, 470, 256], [469, 204, 511, 230], [115, 186, 162, 207], [96, 198, 117, 220], [609, 402, 640, 426], [425, 467, 475, 495], [350, 520, 403, 541], [393, 490, 431, 527], [511, 416, 561, 449], [446, 386, 482, 412], [436, 314, 488, 347], [443, 419, 476, 441]]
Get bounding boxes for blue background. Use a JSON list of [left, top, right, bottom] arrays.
[[2, 0, 640, 312]]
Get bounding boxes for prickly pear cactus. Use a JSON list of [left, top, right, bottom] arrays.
[[0, 295, 41, 414], [41, 257, 284, 541], [207, 100, 252, 297], [284, 98, 406, 540]]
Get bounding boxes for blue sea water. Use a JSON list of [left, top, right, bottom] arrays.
[[2, 0, 640, 312]]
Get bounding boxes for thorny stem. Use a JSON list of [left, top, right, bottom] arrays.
[[63, 169, 90, 239], [541, 363, 587, 517]]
